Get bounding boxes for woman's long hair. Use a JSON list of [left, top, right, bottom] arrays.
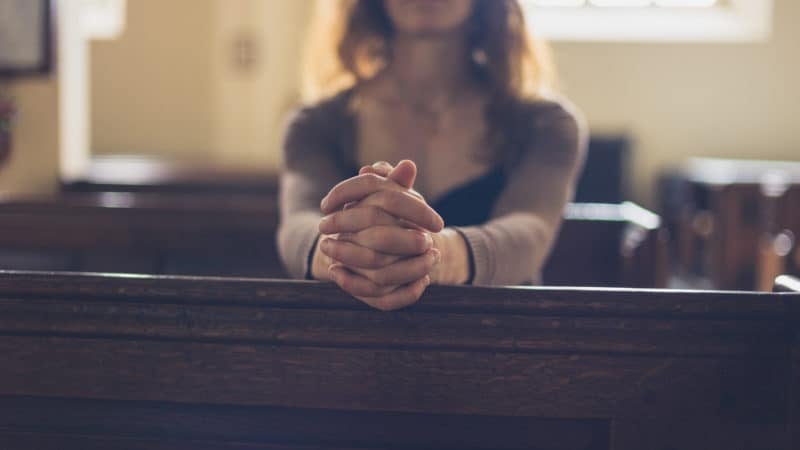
[[301, 0, 557, 161]]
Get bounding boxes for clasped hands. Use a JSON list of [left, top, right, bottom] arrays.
[[314, 160, 444, 311]]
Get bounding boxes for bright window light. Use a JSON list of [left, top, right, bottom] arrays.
[[589, 0, 652, 6], [523, 0, 773, 42], [654, 0, 719, 6], [529, 0, 585, 6]]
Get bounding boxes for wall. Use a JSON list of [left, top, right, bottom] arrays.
[[90, 0, 216, 159], [89, 0, 310, 169], [0, 78, 59, 195], [552, 0, 800, 205], [210, 0, 311, 170], [3, 0, 798, 206]]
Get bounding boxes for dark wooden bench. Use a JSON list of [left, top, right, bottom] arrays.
[[0, 192, 284, 277], [0, 195, 666, 287], [661, 158, 800, 290], [544, 202, 667, 288], [0, 270, 797, 449]]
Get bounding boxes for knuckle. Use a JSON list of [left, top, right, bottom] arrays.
[[374, 190, 394, 210], [362, 173, 383, 190]]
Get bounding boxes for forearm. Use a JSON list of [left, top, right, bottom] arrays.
[[455, 213, 557, 286], [431, 228, 470, 285]]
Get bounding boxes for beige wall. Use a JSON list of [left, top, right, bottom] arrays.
[[0, 78, 59, 195], [89, 0, 310, 169], [553, 0, 800, 205], [3, 0, 798, 206], [210, 0, 311, 170], [90, 0, 216, 159]]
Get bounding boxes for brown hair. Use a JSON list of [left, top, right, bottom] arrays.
[[302, 0, 557, 161]]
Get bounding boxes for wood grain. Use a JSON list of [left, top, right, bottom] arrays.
[[0, 271, 798, 449]]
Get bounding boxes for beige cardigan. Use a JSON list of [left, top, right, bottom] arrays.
[[278, 90, 588, 285]]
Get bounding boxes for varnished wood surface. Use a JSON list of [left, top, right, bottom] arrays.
[[0, 192, 285, 277], [0, 270, 799, 449]]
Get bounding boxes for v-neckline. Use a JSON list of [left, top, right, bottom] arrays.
[[338, 88, 503, 206]]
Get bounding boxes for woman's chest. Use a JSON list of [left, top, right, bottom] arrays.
[[354, 103, 494, 202]]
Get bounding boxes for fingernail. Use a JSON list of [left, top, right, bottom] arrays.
[[424, 275, 431, 287], [320, 196, 329, 211], [424, 233, 434, 249], [320, 238, 330, 251], [372, 161, 388, 169]]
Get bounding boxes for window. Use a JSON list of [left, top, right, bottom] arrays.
[[522, 0, 773, 42]]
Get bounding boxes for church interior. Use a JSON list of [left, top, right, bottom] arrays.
[[0, 0, 798, 448]]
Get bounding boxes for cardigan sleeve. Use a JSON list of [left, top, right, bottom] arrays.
[[453, 98, 588, 285], [277, 104, 347, 279]]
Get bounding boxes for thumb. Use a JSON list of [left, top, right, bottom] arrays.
[[388, 159, 416, 189]]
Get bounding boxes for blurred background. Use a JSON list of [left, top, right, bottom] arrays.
[[0, 0, 797, 290]]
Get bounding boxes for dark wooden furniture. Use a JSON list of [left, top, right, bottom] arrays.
[[660, 158, 800, 290], [573, 136, 630, 204], [0, 192, 284, 278], [0, 270, 798, 449], [0, 195, 665, 287], [62, 156, 280, 195], [545, 202, 667, 288]]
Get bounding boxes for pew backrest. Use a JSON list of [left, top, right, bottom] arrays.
[[0, 271, 797, 450]]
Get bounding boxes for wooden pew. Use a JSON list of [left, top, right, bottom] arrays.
[[661, 158, 800, 290], [0, 192, 284, 277], [0, 270, 797, 449], [0, 195, 666, 287], [544, 202, 667, 288]]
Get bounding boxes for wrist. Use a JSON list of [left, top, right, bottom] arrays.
[[310, 235, 333, 281], [430, 228, 470, 285]]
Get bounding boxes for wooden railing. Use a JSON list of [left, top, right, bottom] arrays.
[[0, 270, 797, 449]]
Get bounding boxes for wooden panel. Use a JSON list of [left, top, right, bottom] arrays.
[[0, 396, 608, 450], [0, 271, 798, 449], [0, 193, 285, 278], [0, 297, 790, 356], [0, 336, 789, 420]]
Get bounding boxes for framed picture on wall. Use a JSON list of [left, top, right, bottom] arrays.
[[0, 0, 53, 77]]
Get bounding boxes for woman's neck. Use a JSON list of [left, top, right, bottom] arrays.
[[385, 33, 473, 106]]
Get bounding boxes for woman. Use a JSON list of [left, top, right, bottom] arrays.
[[279, 0, 587, 310]]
